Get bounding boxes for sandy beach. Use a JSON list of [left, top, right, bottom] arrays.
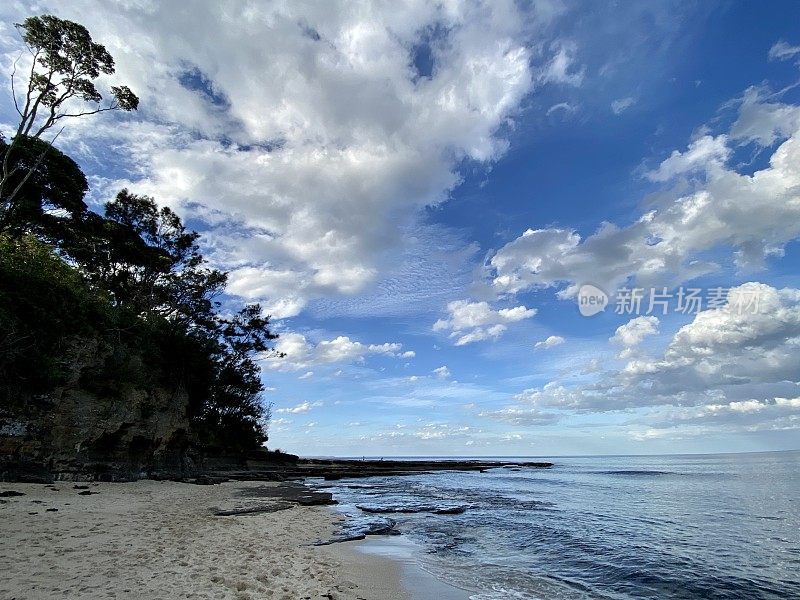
[[0, 480, 408, 600]]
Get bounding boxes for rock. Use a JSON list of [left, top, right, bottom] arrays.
[[433, 506, 467, 515], [46, 508, 58, 512], [0, 337, 198, 482], [78, 490, 93, 496], [192, 475, 228, 485], [213, 501, 294, 516], [315, 516, 399, 545], [236, 483, 337, 506], [0, 490, 24, 497]]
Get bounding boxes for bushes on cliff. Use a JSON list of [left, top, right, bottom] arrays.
[[0, 155, 279, 452], [0, 235, 112, 392], [0, 13, 281, 455]]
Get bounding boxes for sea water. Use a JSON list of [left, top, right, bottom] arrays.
[[309, 451, 800, 599]]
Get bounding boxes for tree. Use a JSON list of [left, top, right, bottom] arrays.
[[11, 15, 139, 139], [1, 14, 139, 231], [0, 135, 88, 236], [77, 190, 227, 328]]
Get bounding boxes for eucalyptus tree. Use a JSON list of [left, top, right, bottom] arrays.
[[1, 14, 139, 232]]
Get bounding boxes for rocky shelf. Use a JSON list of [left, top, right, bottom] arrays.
[[202, 457, 554, 484]]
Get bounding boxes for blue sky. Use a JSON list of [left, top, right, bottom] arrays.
[[2, 1, 800, 456]]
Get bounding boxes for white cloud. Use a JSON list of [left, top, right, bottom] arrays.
[[534, 335, 565, 350], [546, 102, 577, 117], [264, 332, 408, 371], [611, 96, 635, 115], [433, 366, 451, 379], [729, 86, 800, 146], [479, 406, 558, 425], [538, 40, 585, 86], [630, 397, 800, 440], [276, 401, 321, 414], [486, 94, 800, 298], [506, 284, 800, 427], [610, 316, 659, 347], [433, 299, 537, 345], [768, 40, 800, 61], [298, 371, 314, 380], [620, 283, 800, 392], [360, 422, 479, 443], [0, 1, 566, 318], [644, 134, 730, 182], [401, 350, 416, 359]]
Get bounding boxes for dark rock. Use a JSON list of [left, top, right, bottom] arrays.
[[236, 482, 336, 506], [192, 475, 228, 485], [78, 490, 93, 495], [213, 501, 294, 516], [315, 516, 399, 545], [434, 506, 467, 515], [46, 508, 58, 512], [73, 485, 89, 490], [0, 490, 24, 497]]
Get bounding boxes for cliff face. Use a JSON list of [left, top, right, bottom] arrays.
[[0, 338, 199, 482]]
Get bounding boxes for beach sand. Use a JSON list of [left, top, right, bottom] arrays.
[[0, 480, 407, 600]]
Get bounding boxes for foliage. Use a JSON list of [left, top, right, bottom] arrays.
[[1, 14, 138, 235], [0, 14, 279, 455], [0, 135, 88, 236], [76, 189, 228, 328], [13, 14, 139, 139], [0, 235, 111, 391]]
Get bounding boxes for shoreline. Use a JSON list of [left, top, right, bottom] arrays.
[[331, 537, 473, 600], [0, 479, 411, 599]]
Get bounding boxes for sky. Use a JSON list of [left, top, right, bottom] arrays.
[[2, 0, 800, 456]]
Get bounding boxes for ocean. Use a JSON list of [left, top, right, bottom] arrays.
[[309, 450, 800, 599]]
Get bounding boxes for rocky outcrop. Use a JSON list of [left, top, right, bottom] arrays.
[[0, 385, 198, 482], [0, 337, 199, 482]]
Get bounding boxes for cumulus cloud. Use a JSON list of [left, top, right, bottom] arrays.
[[433, 300, 537, 345], [628, 396, 800, 441], [0, 0, 574, 318], [644, 134, 730, 182], [620, 283, 800, 393], [534, 335, 565, 350], [433, 365, 451, 379], [264, 332, 409, 371], [503, 284, 800, 435], [610, 316, 659, 347], [729, 86, 800, 146], [486, 94, 800, 299]]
